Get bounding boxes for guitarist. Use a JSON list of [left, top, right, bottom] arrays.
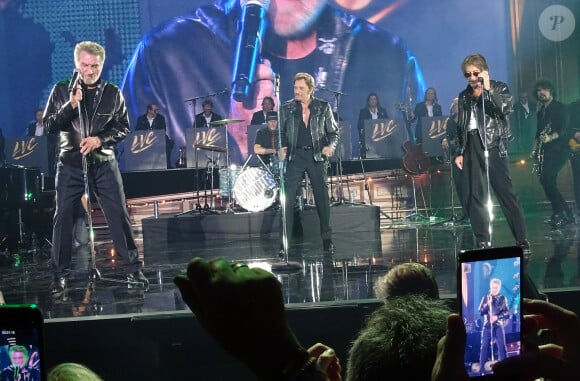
[[477, 278, 509, 374], [531, 79, 574, 228], [567, 98, 580, 217]]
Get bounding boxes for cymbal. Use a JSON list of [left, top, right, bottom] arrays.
[[195, 144, 227, 153], [210, 118, 245, 126]]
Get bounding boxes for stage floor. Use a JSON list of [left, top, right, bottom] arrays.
[[0, 200, 579, 318]]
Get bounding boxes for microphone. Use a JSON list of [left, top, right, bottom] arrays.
[[231, 0, 271, 102], [274, 73, 280, 97], [477, 76, 484, 83], [68, 69, 81, 92]]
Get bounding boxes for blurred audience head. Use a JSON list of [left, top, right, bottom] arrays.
[[48, 362, 103, 381], [347, 296, 450, 381], [374, 262, 439, 302]]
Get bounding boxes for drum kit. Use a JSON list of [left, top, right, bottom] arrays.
[[186, 118, 281, 214]]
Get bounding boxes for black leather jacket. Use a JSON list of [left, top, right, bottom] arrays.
[[456, 80, 513, 156], [44, 79, 129, 167], [279, 97, 339, 162], [478, 293, 510, 327]]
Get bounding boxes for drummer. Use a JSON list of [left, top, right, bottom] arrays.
[[253, 111, 281, 169]]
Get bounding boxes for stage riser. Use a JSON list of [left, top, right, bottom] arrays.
[[142, 205, 381, 264]]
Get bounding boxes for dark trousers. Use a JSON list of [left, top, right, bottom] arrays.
[[479, 323, 507, 366], [283, 149, 331, 245], [540, 148, 572, 216], [51, 159, 141, 278], [463, 132, 527, 243], [450, 161, 469, 218]]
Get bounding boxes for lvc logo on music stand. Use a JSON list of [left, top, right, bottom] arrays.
[[11, 137, 39, 160], [130, 131, 159, 153]]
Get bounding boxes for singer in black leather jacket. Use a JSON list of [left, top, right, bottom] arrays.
[[477, 278, 510, 368], [122, 0, 425, 164], [454, 54, 529, 253], [44, 41, 146, 293], [279, 73, 338, 253]]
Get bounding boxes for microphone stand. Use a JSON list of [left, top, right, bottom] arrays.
[[77, 92, 101, 283], [271, 74, 302, 272], [480, 79, 493, 246], [77, 86, 133, 287], [316, 87, 358, 206], [358, 119, 373, 205]]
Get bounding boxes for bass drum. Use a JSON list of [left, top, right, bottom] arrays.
[[233, 167, 278, 212]]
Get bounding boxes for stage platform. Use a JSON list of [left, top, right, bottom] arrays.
[[1, 154, 580, 380], [141, 204, 381, 264]]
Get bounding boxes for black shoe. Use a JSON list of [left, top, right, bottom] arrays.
[[50, 276, 67, 294], [517, 239, 531, 256], [323, 239, 335, 253], [552, 214, 576, 228], [477, 241, 491, 249], [127, 270, 149, 290]]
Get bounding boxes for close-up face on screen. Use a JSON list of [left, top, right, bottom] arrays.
[[459, 254, 522, 378], [0, 324, 43, 380]]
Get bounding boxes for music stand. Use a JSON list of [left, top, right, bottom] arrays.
[[179, 89, 229, 216]]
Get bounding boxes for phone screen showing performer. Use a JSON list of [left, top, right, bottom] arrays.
[[0, 304, 45, 380], [457, 246, 523, 379]]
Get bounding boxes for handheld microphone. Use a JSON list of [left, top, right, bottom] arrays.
[[231, 0, 271, 102], [68, 69, 81, 93], [477, 77, 485, 83]]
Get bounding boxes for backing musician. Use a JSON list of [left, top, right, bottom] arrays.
[[531, 79, 574, 228], [568, 98, 580, 217], [253, 111, 281, 172], [409, 87, 442, 144]]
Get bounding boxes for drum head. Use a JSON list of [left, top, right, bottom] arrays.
[[233, 167, 278, 212]]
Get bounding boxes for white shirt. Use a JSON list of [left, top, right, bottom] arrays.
[[34, 124, 44, 136]]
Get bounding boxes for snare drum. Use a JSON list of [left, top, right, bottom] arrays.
[[218, 167, 240, 197], [233, 167, 278, 212]]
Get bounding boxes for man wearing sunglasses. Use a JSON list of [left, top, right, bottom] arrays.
[[453, 53, 530, 254]]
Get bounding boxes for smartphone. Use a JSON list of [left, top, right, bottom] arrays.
[[457, 246, 523, 379], [0, 304, 45, 380]]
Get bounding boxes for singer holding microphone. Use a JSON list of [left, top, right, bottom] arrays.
[[122, 0, 425, 164], [43, 41, 148, 294], [477, 278, 509, 374], [454, 53, 529, 253], [279, 72, 338, 254]]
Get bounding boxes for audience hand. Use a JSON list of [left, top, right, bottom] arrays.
[[432, 299, 580, 381], [174, 258, 316, 381], [431, 313, 469, 381], [492, 298, 580, 381], [307, 343, 342, 381]]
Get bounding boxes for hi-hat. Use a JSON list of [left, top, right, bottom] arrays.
[[194, 144, 227, 153], [211, 119, 245, 126]]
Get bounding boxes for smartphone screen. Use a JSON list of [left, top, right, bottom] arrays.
[[457, 247, 523, 379], [0, 305, 45, 380]]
